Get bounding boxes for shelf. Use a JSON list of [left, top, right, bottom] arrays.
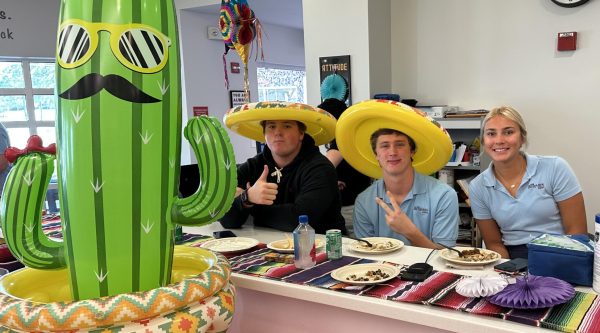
[[435, 116, 484, 249], [434, 117, 482, 129], [443, 164, 481, 170]]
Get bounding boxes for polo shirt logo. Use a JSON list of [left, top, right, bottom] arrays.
[[414, 206, 429, 214], [528, 183, 545, 190]]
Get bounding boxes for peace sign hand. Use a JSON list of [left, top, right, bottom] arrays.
[[375, 190, 417, 236]]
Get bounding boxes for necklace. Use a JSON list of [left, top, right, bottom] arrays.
[[495, 163, 525, 190]]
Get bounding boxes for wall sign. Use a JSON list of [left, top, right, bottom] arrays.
[[230, 62, 240, 74], [319, 55, 351, 105], [229, 90, 246, 108], [0, 9, 14, 40], [0, 0, 59, 58], [192, 106, 208, 117]]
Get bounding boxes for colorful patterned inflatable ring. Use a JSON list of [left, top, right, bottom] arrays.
[[223, 101, 337, 146], [336, 99, 453, 178], [0, 246, 235, 332]]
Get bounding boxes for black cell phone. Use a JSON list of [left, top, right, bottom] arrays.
[[494, 258, 528, 273], [401, 263, 433, 282], [213, 230, 237, 239]]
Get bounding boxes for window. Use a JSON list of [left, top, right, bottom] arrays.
[[1, 59, 58, 213], [256, 65, 306, 103], [0, 59, 56, 148]]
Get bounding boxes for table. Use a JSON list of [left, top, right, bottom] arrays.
[[185, 223, 582, 333]]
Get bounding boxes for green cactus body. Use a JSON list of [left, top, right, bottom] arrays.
[[0, 0, 236, 301]]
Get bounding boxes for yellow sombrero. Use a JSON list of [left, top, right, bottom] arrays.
[[223, 101, 337, 146], [336, 99, 453, 178]]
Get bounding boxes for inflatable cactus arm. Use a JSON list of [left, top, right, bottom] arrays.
[[171, 116, 237, 225], [0, 136, 65, 269]]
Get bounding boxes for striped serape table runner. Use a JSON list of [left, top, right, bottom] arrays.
[[228, 248, 600, 333], [37, 218, 600, 333]]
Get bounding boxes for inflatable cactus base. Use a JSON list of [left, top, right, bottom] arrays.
[[0, 247, 235, 332]]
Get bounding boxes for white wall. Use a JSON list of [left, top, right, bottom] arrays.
[[177, 10, 306, 165], [390, 0, 600, 229], [368, 0, 391, 97], [0, 0, 59, 58], [303, 0, 393, 104], [303, 0, 372, 106]]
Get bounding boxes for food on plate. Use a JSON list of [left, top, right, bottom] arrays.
[[345, 269, 391, 282], [202, 237, 258, 252], [271, 238, 323, 250], [264, 253, 294, 264], [357, 240, 396, 251], [458, 248, 499, 262]]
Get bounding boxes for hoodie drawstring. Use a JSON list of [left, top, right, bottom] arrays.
[[271, 167, 283, 183]]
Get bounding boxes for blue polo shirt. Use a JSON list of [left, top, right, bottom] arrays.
[[469, 154, 581, 246], [353, 171, 459, 247]]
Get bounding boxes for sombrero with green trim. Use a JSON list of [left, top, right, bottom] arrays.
[[336, 99, 453, 178], [223, 101, 337, 146]]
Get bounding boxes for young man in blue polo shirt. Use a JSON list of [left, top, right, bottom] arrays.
[[353, 128, 459, 248]]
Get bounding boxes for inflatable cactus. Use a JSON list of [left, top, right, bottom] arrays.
[[0, 0, 236, 300]]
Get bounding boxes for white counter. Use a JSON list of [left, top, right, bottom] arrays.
[[185, 223, 569, 333]]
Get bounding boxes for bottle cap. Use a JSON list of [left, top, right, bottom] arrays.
[[596, 213, 600, 224], [298, 215, 309, 224]]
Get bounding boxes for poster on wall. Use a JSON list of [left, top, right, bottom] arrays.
[[319, 55, 351, 105], [229, 90, 246, 108]]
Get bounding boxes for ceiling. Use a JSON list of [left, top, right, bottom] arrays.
[[187, 0, 304, 30]]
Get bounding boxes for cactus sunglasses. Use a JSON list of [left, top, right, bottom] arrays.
[[57, 19, 172, 74]]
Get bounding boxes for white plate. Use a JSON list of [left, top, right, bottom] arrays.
[[200, 237, 259, 253], [439, 246, 501, 266], [267, 238, 324, 253], [330, 263, 401, 285], [349, 237, 404, 254]]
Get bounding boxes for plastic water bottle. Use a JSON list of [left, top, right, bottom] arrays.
[[593, 214, 600, 293], [293, 215, 316, 269]]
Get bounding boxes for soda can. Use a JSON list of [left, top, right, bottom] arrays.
[[326, 229, 343, 260]]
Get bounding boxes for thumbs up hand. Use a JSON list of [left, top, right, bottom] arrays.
[[247, 165, 278, 205]]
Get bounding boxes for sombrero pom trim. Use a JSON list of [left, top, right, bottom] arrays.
[[223, 101, 337, 146], [335, 99, 453, 178]]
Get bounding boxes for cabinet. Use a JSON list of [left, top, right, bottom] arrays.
[[435, 117, 489, 248]]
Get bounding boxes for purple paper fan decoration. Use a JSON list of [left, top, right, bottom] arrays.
[[488, 274, 575, 309]]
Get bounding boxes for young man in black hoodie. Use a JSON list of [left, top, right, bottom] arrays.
[[220, 119, 346, 235]]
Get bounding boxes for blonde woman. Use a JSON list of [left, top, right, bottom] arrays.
[[469, 106, 587, 259]]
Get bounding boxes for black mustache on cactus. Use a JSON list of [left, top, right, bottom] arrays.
[[59, 73, 160, 103]]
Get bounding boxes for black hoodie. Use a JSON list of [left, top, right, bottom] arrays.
[[220, 135, 346, 234]]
